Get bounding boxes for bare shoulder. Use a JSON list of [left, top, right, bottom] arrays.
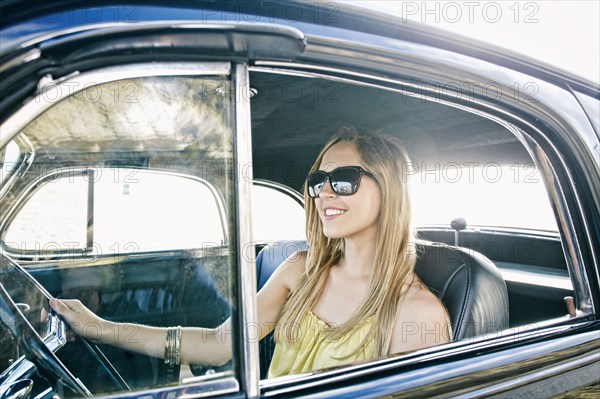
[[405, 284, 448, 321], [268, 250, 308, 291], [389, 280, 452, 354]]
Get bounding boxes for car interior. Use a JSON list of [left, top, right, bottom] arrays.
[[0, 66, 574, 394], [247, 69, 570, 318]]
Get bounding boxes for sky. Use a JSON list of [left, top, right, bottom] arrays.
[[348, 1, 600, 84]]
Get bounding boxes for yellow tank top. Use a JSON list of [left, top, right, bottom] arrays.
[[268, 311, 374, 378]]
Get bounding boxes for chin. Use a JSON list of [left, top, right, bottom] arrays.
[[322, 227, 345, 239]]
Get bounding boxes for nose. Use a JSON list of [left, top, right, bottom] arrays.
[[318, 176, 337, 198]]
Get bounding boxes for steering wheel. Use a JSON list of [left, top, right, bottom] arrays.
[[0, 254, 130, 396], [1, 284, 91, 397]]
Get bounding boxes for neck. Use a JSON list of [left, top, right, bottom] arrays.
[[339, 237, 377, 277]]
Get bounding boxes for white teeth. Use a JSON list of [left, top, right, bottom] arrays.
[[325, 208, 346, 216]]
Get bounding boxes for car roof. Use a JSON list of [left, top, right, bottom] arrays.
[[1, 0, 596, 191], [1, 0, 598, 95]]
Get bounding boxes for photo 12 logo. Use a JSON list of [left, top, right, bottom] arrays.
[[34, 5, 139, 23], [400, 1, 540, 24]]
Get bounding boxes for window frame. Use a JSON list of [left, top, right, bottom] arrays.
[[249, 61, 597, 393], [248, 63, 594, 314], [0, 61, 255, 398], [0, 133, 34, 200]]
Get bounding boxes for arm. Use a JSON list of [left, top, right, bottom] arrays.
[[255, 250, 307, 340], [388, 286, 452, 354], [49, 251, 306, 365], [50, 298, 232, 366]]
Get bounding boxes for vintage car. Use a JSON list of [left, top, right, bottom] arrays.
[[0, 1, 598, 398]]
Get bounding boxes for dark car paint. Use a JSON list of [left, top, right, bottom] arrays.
[[0, 1, 599, 398]]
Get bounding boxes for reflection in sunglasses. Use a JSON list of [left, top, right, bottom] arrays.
[[307, 166, 376, 198]]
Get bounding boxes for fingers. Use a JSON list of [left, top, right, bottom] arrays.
[[49, 298, 105, 343], [50, 298, 82, 312], [49, 298, 72, 318], [40, 307, 48, 323], [49, 298, 86, 327]]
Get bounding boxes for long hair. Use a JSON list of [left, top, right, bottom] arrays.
[[274, 127, 417, 358]]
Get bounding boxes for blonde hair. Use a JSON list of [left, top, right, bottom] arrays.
[[275, 127, 417, 358]]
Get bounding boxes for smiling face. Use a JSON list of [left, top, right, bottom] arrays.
[[315, 142, 382, 242]]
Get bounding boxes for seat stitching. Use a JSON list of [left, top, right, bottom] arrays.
[[453, 250, 473, 340]]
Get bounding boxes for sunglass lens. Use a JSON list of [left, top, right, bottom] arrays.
[[331, 168, 359, 195], [308, 172, 327, 197]]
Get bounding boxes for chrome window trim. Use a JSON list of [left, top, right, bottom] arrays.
[[233, 63, 260, 398], [2, 21, 304, 57], [0, 48, 41, 74], [249, 64, 595, 318], [520, 133, 594, 314], [0, 133, 35, 200], [118, 376, 239, 399], [261, 324, 598, 395], [0, 62, 231, 149]]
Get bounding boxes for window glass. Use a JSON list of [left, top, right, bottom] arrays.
[[248, 70, 573, 379], [410, 164, 558, 231], [5, 169, 226, 254], [0, 72, 237, 394], [5, 175, 88, 251], [251, 184, 305, 242], [94, 170, 226, 252]]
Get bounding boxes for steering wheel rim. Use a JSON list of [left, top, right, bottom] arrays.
[[0, 254, 130, 395], [1, 284, 91, 397], [75, 332, 132, 391]]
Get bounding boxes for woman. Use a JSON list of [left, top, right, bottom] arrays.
[[51, 127, 451, 378]]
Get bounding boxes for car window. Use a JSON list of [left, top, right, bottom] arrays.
[[0, 2, 596, 397], [249, 69, 576, 378], [251, 183, 305, 242], [0, 69, 239, 394], [5, 169, 226, 255], [410, 164, 558, 231]]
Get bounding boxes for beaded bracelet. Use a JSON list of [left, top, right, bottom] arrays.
[[164, 326, 182, 365]]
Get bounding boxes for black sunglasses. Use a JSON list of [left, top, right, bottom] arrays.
[[307, 166, 376, 198]]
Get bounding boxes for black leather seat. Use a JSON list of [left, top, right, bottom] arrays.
[[255, 239, 509, 375], [413, 241, 509, 340]]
